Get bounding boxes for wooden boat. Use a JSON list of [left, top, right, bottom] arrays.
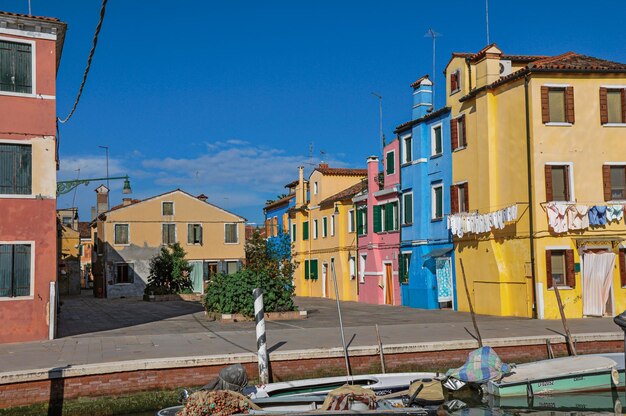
[[485, 355, 619, 397]]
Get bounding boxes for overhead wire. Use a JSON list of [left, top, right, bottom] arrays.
[[57, 0, 108, 124]]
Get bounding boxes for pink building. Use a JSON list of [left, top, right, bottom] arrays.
[[0, 12, 67, 342], [353, 140, 401, 305]]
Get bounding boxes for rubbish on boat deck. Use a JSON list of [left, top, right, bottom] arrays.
[[319, 384, 377, 411]]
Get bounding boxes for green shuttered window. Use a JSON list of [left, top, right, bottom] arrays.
[[188, 224, 202, 244], [162, 224, 176, 244], [224, 223, 238, 243], [0, 40, 32, 94], [373, 205, 382, 233], [403, 193, 413, 225], [386, 151, 395, 175], [0, 244, 31, 297], [304, 259, 318, 280], [303, 221, 309, 241], [0, 144, 32, 195]]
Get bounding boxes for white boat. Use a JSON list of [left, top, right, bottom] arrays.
[[485, 355, 619, 397], [245, 372, 442, 399]]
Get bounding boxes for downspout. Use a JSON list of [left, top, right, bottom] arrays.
[[465, 58, 473, 91], [524, 74, 538, 319]]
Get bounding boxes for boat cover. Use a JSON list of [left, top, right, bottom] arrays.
[[201, 363, 249, 392], [446, 346, 512, 383], [493, 355, 617, 384]]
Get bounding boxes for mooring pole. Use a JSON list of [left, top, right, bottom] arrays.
[[253, 288, 269, 384], [613, 311, 626, 391], [331, 260, 351, 378], [553, 283, 576, 356], [459, 258, 483, 348]]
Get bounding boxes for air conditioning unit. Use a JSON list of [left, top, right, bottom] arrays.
[[499, 60, 512, 77]]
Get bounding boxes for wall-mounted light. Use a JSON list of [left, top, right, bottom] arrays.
[[334, 203, 340, 215]]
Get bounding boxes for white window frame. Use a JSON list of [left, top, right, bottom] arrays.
[[454, 181, 468, 213], [401, 250, 412, 284], [601, 85, 626, 127], [0, 36, 37, 98], [313, 181, 319, 195], [402, 192, 413, 225], [113, 223, 130, 246], [291, 222, 296, 242], [431, 183, 444, 220], [604, 162, 626, 202], [114, 261, 133, 285], [313, 219, 319, 239], [348, 209, 355, 233], [0, 140, 33, 198], [401, 134, 413, 164], [359, 253, 367, 283], [455, 114, 467, 149], [162, 201, 175, 216], [187, 223, 203, 245], [431, 123, 443, 157], [546, 162, 575, 202], [349, 256, 356, 280], [224, 223, 239, 244], [545, 247, 572, 290], [162, 223, 177, 245], [0, 240, 35, 300], [330, 215, 335, 236]]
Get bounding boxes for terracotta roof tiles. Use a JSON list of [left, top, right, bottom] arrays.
[[0, 10, 61, 22], [264, 194, 295, 210], [316, 167, 368, 177], [319, 181, 367, 207]]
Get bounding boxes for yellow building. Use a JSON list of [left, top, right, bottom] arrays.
[[92, 188, 246, 299], [57, 208, 81, 296], [446, 44, 626, 319], [290, 164, 366, 300]]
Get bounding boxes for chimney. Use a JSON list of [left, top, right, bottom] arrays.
[[91, 206, 96, 221], [122, 198, 133, 206], [318, 163, 329, 169], [197, 194, 208, 202], [474, 44, 503, 88], [95, 185, 109, 215], [412, 76, 433, 120], [296, 166, 305, 207], [367, 156, 379, 195]]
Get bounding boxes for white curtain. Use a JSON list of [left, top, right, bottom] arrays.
[[582, 252, 616, 316]]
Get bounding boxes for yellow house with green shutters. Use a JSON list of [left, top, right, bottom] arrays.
[[446, 44, 626, 319], [92, 189, 246, 299], [290, 164, 366, 300]]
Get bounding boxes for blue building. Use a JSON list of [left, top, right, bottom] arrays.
[[263, 180, 297, 258], [396, 75, 456, 310]]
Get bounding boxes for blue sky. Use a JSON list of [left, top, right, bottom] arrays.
[[2, 0, 626, 224]]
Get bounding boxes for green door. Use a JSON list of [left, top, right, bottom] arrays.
[[190, 261, 204, 294]]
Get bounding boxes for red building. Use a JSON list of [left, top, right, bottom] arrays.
[[0, 12, 67, 343]]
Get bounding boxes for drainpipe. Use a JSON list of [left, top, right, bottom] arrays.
[[524, 74, 538, 319], [465, 58, 473, 91]]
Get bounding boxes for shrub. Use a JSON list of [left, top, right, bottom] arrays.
[[202, 230, 295, 316], [144, 242, 194, 295]]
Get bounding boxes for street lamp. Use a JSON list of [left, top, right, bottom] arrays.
[[57, 175, 132, 196]]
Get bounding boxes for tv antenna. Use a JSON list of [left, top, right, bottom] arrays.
[[424, 28, 442, 109], [486, 0, 490, 45]]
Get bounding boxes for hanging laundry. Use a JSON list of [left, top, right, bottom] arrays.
[[588, 205, 608, 226], [546, 202, 568, 233], [606, 204, 624, 223], [567, 205, 589, 230]]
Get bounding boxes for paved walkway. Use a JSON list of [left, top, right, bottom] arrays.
[[0, 291, 622, 374]]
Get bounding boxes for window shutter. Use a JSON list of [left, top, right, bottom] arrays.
[[386, 152, 394, 175], [404, 194, 412, 224], [565, 86, 575, 124], [303, 221, 309, 240], [13, 244, 31, 296], [399, 254, 405, 283], [450, 185, 459, 214], [311, 259, 318, 280], [541, 86, 550, 124], [373, 205, 382, 233], [188, 224, 193, 244], [450, 118, 458, 150], [565, 249, 576, 288], [356, 208, 363, 235], [618, 249, 626, 288], [384, 203, 393, 231], [162, 224, 168, 244], [563, 165, 570, 202], [305, 260, 309, 279], [545, 250, 553, 289], [600, 87, 608, 124], [621, 89, 626, 123], [544, 165, 553, 202], [459, 115, 466, 147], [463, 183, 469, 212], [603, 165, 612, 201], [0, 245, 13, 297]]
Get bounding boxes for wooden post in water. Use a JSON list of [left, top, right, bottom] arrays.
[[553, 283, 577, 356], [375, 324, 386, 374], [459, 258, 483, 348]]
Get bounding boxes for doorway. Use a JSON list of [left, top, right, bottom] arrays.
[[322, 263, 329, 298], [436, 257, 453, 308], [582, 249, 615, 317], [384, 262, 393, 305]]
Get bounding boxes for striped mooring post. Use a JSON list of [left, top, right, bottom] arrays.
[[253, 288, 269, 384]]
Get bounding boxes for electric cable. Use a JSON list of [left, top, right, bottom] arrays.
[[57, 0, 108, 124]]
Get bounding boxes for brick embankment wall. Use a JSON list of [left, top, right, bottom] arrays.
[[0, 339, 622, 409]]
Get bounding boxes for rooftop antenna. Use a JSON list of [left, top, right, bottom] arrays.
[[486, 0, 490, 45], [424, 28, 442, 109], [28, 0, 31, 15], [371, 92, 384, 155], [320, 150, 326, 163]]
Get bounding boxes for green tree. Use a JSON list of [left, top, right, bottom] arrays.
[[145, 242, 194, 295]]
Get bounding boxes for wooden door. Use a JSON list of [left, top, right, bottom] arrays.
[[385, 263, 393, 305]]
